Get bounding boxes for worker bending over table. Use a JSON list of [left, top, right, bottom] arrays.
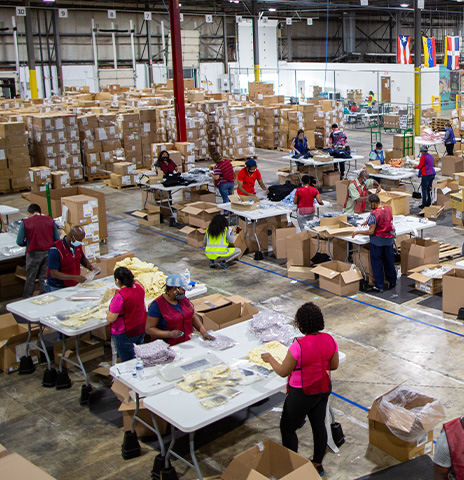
[[146, 274, 214, 346], [261, 302, 339, 478], [352, 194, 396, 293], [433, 415, 464, 480], [107, 266, 147, 362], [291, 129, 311, 157], [204, 214, 241, 270], [344, 170, 380, 215], [46, 226, 95, 292], [237, 159, 268, 196], [294, 175, 323, 229], [16, 203, 60, 298]]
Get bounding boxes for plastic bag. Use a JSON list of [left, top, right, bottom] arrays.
[[196, 334, 236, 351], [376, 386, 445, 442], [134, 340, 176, 367], [249, 312, 298, 345]]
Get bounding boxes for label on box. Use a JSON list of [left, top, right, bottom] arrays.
[[56, 118, 64, 129], [424, 441, 433, 454], [61, 174, 70, 184], [91, 214, 98, 223], [47, 146, 53, 155], [457, 210, 462, 219], [122, 175, 130, 185], [29, 171, 34, 182], [144, 123, 151, 133], [83, 203, 93, 217], [0, 150, 5, 160]]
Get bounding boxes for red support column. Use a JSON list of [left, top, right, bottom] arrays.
[[169, 0, 187, 142]]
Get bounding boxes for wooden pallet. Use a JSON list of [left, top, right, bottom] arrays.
[[70, 179, 85, 185], [103, 179, 138, 190], [86, 175, 110, 182], [439, 242, 463, 260]]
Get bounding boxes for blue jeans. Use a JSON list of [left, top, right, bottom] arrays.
[[218, 182, 235, 203], [370, 243, 397, 290], [45, 281, 63, 293], [420, 174, 435, 207], [112, 332, 145, 362]]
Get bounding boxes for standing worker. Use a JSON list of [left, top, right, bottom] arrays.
[[16, 204, 60, 298], [46, 225, 95, 292], [294, 175, 323, 229], [433, 415, 464, 480], [291, 129, 310, 157], [344, 170, 380, 215], [329, 124, 348, 179], [107, 267, 147, 362], [204, 214, 241, 270], [352, 194, 396, 293], [369, 142, 385, 164], [367, 90, 376, 106], [261, 302, 339, 477], [211, 153, 235, 203], [416, 145, 436, 209], [444, 122, 456, 156], [237, 159, 268, 196]]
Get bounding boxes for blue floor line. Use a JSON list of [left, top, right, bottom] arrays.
[[331, 392, 369, 412]]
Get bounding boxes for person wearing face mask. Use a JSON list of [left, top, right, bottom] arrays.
[[146, 274, 214, 346], [46, 225, 95, 292], [107, 267, 147, 362], [369, 142, 385, 165], [237, 158, 268, 196], [155, 150, 178, 175], [343, 169, 380, 215], [291, 129, 309, 157]]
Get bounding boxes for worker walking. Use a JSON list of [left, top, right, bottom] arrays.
[[211, 153, 235, 204], [344, 170, 380, 215], [46, 225, 95, 291], [352, 194, 396, 293], [369, 142, 385, 164], [16, 204, 60, 298]]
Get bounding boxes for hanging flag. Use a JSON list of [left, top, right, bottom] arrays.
[[422, 37, 436, 68], [397, 35, 412, 64], [444, 36, 460, 70]]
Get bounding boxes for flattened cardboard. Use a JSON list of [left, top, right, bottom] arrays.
[[420, 205, 444, 219], [0, 453, 57, 480]]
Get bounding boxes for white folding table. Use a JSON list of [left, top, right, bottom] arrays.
[[0, 205, 20, 224], [0, 231, 26, 260]]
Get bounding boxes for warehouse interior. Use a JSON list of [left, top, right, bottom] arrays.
[[1, 0, 464, 479]]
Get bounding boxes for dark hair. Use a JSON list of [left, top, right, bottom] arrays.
[[212, 152, 222, 164], [28, 204, 41, 214], [158, 150, 170, 162], [294, 302, 324, 334], [114, 266, 134, 288], [301, 175, 310, 185], [369, 90, 374, 95], [445, 122, 452, 128], [207, 214, 229, 238], [332, 123, 338, 129], [376, 142, 383, 149], [369, 193, 380, 204], [297, 129, 304, 135]]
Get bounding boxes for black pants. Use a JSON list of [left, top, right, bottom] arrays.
[[446, 143, 454, 156], [280, 387, 330, 464]]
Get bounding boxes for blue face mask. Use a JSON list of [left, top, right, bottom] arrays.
[[71, 240, 82, 247]]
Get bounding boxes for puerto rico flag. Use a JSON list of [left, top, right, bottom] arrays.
[[397, 35, 412, 64], [422, 37, 436, 68], [444, 36, 460, 70]]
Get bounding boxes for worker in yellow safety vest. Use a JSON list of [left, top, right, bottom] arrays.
[[204, 214, 241, 270], [367, 91, 376, 106]]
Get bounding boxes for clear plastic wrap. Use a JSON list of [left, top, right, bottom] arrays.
[[376, 386, 446, 442], [134, 340, 176, 367], [196, 334, 236, 351], [249, 312, 298, 345]]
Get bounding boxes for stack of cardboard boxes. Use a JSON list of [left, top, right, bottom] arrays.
[[346, 89, 363, 104], [0, 122, 32, 192], [138, 108, 158, 169], [29, 166, 52, 193], [256, 106, 280, 149], [217, 105, 255, 160], [119, 113, 143, 169], [248, 81, 274, 103], [110, 161, 137, 188], [392, 133, 414, 158]]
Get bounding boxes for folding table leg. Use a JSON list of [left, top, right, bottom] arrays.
[[40, 325, 57, 388], [122, 393, 141, 460], [18, 322, 35, 374], [189, 432, 203, 480], [253, 220, 263, 261], [74, 336, 92, 405], [56, 335, 72, 390]]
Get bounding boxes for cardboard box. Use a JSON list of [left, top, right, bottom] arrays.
[[119, 400, 168, 437], [231, 230, 247, 259], [420, 205, 444, 219], [271, 225, 296, 259], [0, 272, 25, 300], [367, 385, 443, 462], [314, 215, 355, 238], [452, 208, 463, 226], [434, 179, 460, 208], [182, 201, 221, 229], [180, 225, 207, 247], [132, 208, 160, 227], [311, 260, 363, 296], [450, 190, 464, 212], [0, 314, 40, 373], [113, 161, 137, 175], [323, 170, 340, 186], [93, 251, 134, 278], [286, 231, 312, 267], [408, 264, 450, 295], [185, 188, 216, 204], [239, 218, 268, 253], [61, 194, 99, 226], [377, 191, 411, 216], [0, 453, 57, 479], [441, 155, 463, 177], [287, 266, 316, 281], [400, 238, 440, 275], [221, 439, 320, 480], [110, 173, 136, 187], [0, 443, 7, 459], [442, 268, 464, 315], [51, 170, 71, 189], [229, 193, 260, 211], [454, 171, 464, 186], [201, 302, 259, 331], [335, 180, 350, 206]]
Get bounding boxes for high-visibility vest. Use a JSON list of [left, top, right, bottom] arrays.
[[205, 229, 232, 259]]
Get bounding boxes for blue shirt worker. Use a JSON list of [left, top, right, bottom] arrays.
[[369, 142, 385, 164], [444, 122, 456, 156], [291, 129, 309, 156]]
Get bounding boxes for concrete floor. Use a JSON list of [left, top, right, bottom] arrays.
[[1, 128, 464, 480]]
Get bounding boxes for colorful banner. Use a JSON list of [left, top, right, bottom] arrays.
[[422, 37, 436, 68], [444, 36, 460, 70], [397, 35, 412, 64]]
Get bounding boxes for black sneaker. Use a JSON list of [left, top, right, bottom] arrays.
[[371, 286, 383, 293], [314, 464, 325, 476], [209, 260, 215, 268], [386, 282, 396, 290], [218, 260, 229, 270]]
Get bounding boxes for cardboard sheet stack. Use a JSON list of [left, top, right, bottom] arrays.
[[28, 113, 80, 188], [78, 113, 123, 179], [0, 121, 32, 192]]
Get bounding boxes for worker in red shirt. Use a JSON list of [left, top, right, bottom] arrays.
[[211, 152, 235, 203], [16, 203, 60, 298], [237, 159, 268, 196]]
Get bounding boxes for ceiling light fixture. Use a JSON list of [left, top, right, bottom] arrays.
[[269, 8, 276, 12], [400, 3, 409, 6]]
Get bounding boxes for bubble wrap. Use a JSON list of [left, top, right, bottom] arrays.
[[197, 334, 236, 351], [134, 340, 176, 367]]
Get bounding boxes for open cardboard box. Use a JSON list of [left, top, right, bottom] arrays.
[[377, 190, 411, 216], [365, 160, 383, 174], [368, 384, 444, 462], [408, 264, 452, 295], [91, 250, 135, 278], [229, 193, 260, 211], [420, 205, 444, 219], [182, 202, 221, 228], [400, 238, 440, 275], [313, 215, 355, 238], [221, 439, 321, 480], [434, 179, 460, 208], [442, 267, 464, 315], [311, 260, 363, 296], [180, 226, 207, 248], [450, 189, 464, 212]]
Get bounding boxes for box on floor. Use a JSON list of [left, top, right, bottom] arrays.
[[400, 238, 440, 275], [452, 209, 463, 226], [221, 439, 321, 480], [132, 205, 161, 227], [180, 225, 207, 248], [238, 218, 268, 253], [0, 271, 24, 301], [420, 205, 444, 219], [311, 260, 363, 296], [271, 225, 296, 259], [368, 384, 444, 462], [0, 453, 57, 480], [182, 202, 221, 228], [434, 179, 459, 208], [442, 268, 464, 315], [0, 314, 40, 373], [441, 155, 463, 177], [408, 264, 451, 295]]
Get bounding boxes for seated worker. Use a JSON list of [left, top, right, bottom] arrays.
[[46, 226, 95, 291], [204, 214, 241, 270], [433, 415, 464, 480], [291, 129, 310, 157], [107, 267, 146, 362], [329, 124, 348, 179], [294, 175, 323, 229], [369, 142, 385, 164], [344, 170, 380, 215], [155, 150, 178, 175], [146, 274, 214, 346], [352, 194, 396, 293], [350, 103, 359, 113], [211, 153, 235, 203], [237, 159, 268, 196]]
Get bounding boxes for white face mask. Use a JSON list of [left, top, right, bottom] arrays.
[[71, 239, 82, 247]]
